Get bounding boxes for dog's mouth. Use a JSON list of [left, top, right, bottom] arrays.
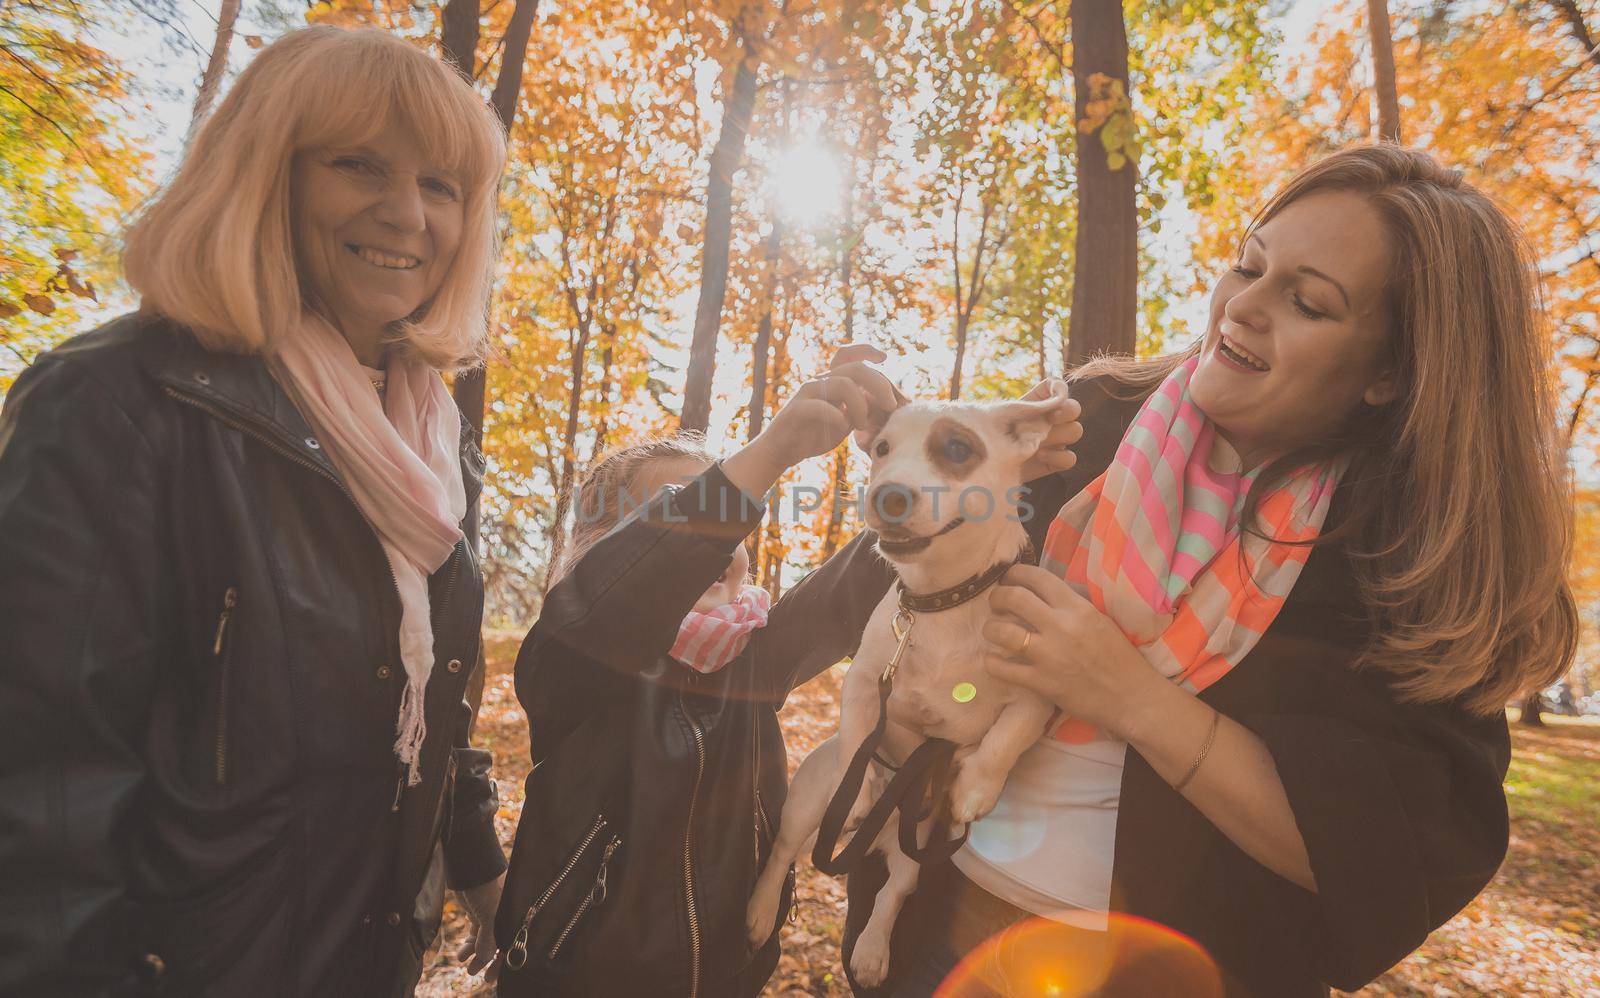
[[875, 517, 966, 557]]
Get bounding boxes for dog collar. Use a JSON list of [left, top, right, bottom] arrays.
[[896, 541, 1036, 614]]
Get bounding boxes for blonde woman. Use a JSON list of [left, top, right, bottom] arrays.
[[842, 145, 1578, 996], [0, 27, 509, 997]]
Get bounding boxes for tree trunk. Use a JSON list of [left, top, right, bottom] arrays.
[[439, 0, 480, 79], [437, 0, 540, 726], [748, 225, 782, 441], [444, 0, 541, 553], [1067, 0, 1137, 366], [188, 0, 239, 138], [949, 311, 971, 400], [681, 12, 760, 433], [1519, 692, 1546, 726], [490, 0, 541, 127], [748, 80, 792, 443], [590, 322, 618, 461], [1366, 0, 1402, 143], [542, 318, 595, 588], [948, 192, 997, 401], [435, 0, 487, 725]]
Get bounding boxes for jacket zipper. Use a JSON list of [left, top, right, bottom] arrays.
[[681, 697, 706, 998], [166, 387, 416, 803], [505, 814, 608, 971], [546, 835, 622, 960], [213, 586, 239, 785]]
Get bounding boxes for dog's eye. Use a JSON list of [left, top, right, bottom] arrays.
[[874, 439, 890, 458], [944, 437, 973, 463]]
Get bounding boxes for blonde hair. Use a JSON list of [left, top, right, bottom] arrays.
[[124, 26, 506, 371], [1076, 144, 1578, 716], [555, 434, 715, 582]]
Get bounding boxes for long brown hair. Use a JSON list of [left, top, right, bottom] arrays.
[[554, 434, 714, 583], [1076, 144, 1577, 716]]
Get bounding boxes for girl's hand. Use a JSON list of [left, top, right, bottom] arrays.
[[724, 343, 902, 498], [454, 872, 505, 979], [1018, 378, 1084, 482], [979, 564, 1166, 741]]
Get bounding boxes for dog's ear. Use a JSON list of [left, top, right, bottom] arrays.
[[990, 386, 1069, 458], [854, 386, 909, 454]]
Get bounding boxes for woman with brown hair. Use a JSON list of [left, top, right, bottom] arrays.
[[841, 144, 1577, 996], [0, 27, 509, 997]]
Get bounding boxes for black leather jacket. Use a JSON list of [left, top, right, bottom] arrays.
[[496, 465, 899, 996], [0, 313, 506, 997]]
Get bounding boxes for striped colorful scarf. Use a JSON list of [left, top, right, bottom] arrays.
[[670, 585, 772, 674], [1039, 356, 1342, 743]]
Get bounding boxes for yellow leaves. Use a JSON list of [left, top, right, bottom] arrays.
[[1078, 73, 1139, 171], [2, 2, 150, 365]]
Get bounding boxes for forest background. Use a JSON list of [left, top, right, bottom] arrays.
[[6, 1, 1600, 993], [4, 0, 1599, 699]]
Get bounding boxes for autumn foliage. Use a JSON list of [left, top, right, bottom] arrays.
[[5, 0, 1598, 693]]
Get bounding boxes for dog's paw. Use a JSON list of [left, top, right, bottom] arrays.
[[948, 761, 1005, 825], [745, 885, 781, 947], [850, 932, 893, 987]]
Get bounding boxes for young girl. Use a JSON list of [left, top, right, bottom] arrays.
[[493, 355, 905, 996]]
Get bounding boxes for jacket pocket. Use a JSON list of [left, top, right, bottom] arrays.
[[501, 813, 625, 986], [211, 585, 239, 786]]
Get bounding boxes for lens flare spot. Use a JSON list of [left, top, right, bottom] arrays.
[[966, 795, 1047, 862], [933, 913, 1222, 998], [952, 681, 978, 703]]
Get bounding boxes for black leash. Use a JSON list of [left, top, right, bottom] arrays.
[[810, 543, 1034, 878]]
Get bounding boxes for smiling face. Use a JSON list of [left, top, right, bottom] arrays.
[[290, 118, 465, 364], [1190, 189, 1400, 466]]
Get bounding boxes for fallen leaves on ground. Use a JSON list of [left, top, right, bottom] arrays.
[[417, 642, 1600, 996]]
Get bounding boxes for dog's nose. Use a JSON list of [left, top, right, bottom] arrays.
[[870, 483, 915, 523]]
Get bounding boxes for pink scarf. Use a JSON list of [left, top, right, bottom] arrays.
[[670, 585, 772, 674], [270, 316, 467, 784], [1040, 356, 1342, 743]]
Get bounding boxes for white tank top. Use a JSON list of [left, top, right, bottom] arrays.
[[950, 735, 1126, 931]]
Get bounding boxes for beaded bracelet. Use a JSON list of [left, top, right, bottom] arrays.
[[1173, 708, 1221, 792]]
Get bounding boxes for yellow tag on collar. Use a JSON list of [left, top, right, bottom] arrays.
[[951, 682, 977, 704]]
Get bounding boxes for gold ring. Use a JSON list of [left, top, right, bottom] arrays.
[[1018, 629, 1032, 657]]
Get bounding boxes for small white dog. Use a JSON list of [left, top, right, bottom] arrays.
[[746, 388, 1068, 986]]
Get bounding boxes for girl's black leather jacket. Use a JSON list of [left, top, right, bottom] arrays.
[[497, 464, 900, 996]]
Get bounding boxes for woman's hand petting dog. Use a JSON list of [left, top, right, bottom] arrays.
[[1018, 378, 1084, 482], [981, 564, 1167, 741]]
